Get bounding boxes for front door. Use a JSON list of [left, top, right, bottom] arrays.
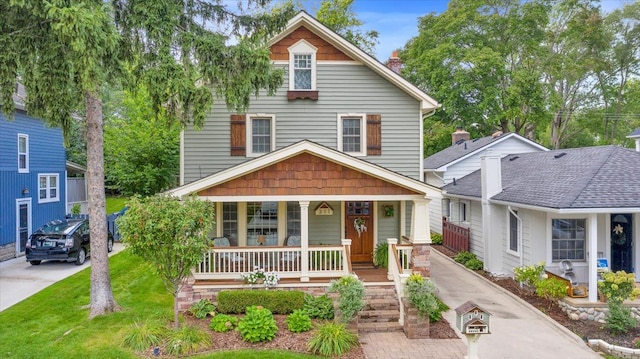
[[611, 214, 633, 273], [16, 199, 32, 254], [345, 201, 373, 263]]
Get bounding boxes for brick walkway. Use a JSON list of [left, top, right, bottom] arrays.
[[359, 332, 466, 359]]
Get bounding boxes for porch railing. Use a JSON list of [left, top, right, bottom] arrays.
[[387, 238, 410, 325], [442, 218, 470, 253]]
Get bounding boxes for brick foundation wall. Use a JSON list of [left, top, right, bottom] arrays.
[[402, 298, 430, 338], [411, 244, 431, 278], [0, 243, 16, 262]]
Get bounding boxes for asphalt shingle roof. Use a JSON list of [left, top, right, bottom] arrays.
[[628, 128, 640, 138], [423, 135, 499, 170], [442, 146, 640, 209]]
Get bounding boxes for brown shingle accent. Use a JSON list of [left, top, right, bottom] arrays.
[[270, 26, 353, 61], [197, 153, 419, 196]]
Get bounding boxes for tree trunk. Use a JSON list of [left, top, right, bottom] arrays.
[[86, 91, 119, 318]]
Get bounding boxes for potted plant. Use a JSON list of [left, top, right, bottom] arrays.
[[373, 242, 388, 268]]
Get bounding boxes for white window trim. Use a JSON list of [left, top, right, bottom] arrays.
[[548, 214, 588, 263], [246, 114, 276, 157], [337, 113, 367, 156], [18, 134, 29, 173], [288, 40, 317, 91], [506, 209, 520, 257], [38, 173, 60, 203]]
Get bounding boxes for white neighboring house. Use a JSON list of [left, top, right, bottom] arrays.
[[423, 128, 547, 234], [442, 142, 640, 303]]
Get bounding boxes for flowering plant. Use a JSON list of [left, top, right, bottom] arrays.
[[241, 267, 280, 288], [597, 270, 640, 305]]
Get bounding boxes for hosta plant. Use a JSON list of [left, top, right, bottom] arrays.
[[237, 305, 278, 343]]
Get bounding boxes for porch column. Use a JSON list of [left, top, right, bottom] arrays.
[[588, 213, 598, 302], [300, 201, 310, 282], [411, 198, 432, 278]]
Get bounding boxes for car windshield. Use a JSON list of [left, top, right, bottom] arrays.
[[38, 221, 79, 235]]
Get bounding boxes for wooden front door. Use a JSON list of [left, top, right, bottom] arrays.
[[345, 201, 373, 263]]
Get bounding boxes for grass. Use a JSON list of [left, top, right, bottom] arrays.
[[106, 196, 128, 214], [0, 250, 320, 359]]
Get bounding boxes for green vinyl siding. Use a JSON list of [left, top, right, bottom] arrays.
[[308, 201, 341, 245]]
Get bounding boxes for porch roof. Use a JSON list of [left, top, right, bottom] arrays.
[[168, 140, 441, 200]]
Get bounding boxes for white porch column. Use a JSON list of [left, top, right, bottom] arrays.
[[588, 213, 598, 302], [300, 201, 310, 282], [412, 198, 431, 244]]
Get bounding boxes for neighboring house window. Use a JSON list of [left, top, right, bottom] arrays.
[[338, 114, 366, 156], [246, 115, 275, 157], [287, 202, 301, 237], [247, 202, 278, 246], [222, 203, 238, 246], [18, 134, 29, 173], [552, 218, 586, 261], [509, 211, 519, 254], [38, 174, 59, 203], [459, 201, 468, 222], [293, 54, 312, 90]]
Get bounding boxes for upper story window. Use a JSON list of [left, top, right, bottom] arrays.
[[246, 114, 275, 157], [18, 134, 29, 173], [288, 40, 318, 100], [38, 174, 59, 203], [338, 114, 366, 156], [293, 54, 312, 90], [551, 218, 586, 261]]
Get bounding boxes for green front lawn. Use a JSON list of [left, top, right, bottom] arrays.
[[106, 196, 129, 214], [0, 251, 318, 358]]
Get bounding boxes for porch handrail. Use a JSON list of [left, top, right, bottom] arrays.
[[387, 238, 410, 325]]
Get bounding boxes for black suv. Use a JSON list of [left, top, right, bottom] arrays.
[[25, 219, 114, 266]]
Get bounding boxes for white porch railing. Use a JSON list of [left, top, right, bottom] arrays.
[[388, 238, 411, 325], [194, 244, 349, 281]]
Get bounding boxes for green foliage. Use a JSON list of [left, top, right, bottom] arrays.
[[122, 320, 168, 352], [209, 314, 238, 333], [598, 271, 640, 305], [285, 309, 312, 333], [454, 251, 477, 264], [116, 194, 214, 326], [237, 306, 278, 343], [217, 290, 305, 314], [328, 275, 365, 322], [303, 293, 335, 320], [373, 242, 388, 268], [535, 278, 568, 304], [430, 233, 443, 245], [465, 258, 484, 270], [315, 0, 379, 55], [106, 196, 128, 214], [70, 203, 82, 215], [430, 297, 450, 323], [404, 273, 439, 319], [165, 324, 211, 356], [514, 262, 546, 288], [307, 322, 359, 357], [188, 299, 216, 319], [606, 303, 637, 335]]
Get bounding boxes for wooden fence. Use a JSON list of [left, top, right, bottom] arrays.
[[442, 219, 470, 253]]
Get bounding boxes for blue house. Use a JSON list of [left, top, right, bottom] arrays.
[[0, 91, 67, 261]]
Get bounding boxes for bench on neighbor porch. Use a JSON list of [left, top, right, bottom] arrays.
[[545, 270, 588, 298]]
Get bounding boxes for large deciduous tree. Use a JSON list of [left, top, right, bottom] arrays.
[[315, 0, 379, 55]]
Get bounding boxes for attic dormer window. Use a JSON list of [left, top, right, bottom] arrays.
[[288, 40, 318, 100]]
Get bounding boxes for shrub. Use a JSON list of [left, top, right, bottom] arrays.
[[328, 275, 365, 322], [165, 324, 210, 356], [286, 309, 312, 333], [430, 297, 450, 323], [431, 233, 443, 245], [237, 305, 278, 343], [514, 262, 546, 288], [122, 320, 168, 352], [606, 303, 637, 335], [598, 271, 640, 305], [209, 314, 238, 333], [465, 258, 484, 270], [188, 298, 216, 319], [454, 251, 476, 264], [535, 277, 568, 306], [217, 289, 304, 314], [308, 322, 359, 357], [303, 293, 334, 320], [404, 273, 439, 319], [373, 242, 389, 268]]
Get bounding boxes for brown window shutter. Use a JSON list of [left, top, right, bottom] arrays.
[[230, 114, 246, 156], [367, 114, 382, 156]]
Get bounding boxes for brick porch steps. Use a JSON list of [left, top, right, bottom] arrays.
[[358, 285, 402, 333]]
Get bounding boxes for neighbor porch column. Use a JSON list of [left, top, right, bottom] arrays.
[[411, 198, 432, 278], [300, 201, 310, 282], [588, 213, 598, 302]]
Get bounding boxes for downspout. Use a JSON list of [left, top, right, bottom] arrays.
[[508, 206, 523, 268]]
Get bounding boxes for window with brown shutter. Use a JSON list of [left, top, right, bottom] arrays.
[[230, 114, 246, 156], [367, 114, 381, 156]]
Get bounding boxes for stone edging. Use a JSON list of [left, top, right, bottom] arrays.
[[588, 339, 640, 359]]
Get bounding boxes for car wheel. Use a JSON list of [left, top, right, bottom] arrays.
[[107, 238, 114, 253], [75, 248, 86, 266], [30, 260, 41, 265]]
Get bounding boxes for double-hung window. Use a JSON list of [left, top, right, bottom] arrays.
[[246, 115, 275, 157], [338, 114, 366, 156], [551, 218, 586, 261], [508, 211, 519, 254], [38, 174, 59, 203], [18, 134, 29, 173], [293, 54, 312, 90]]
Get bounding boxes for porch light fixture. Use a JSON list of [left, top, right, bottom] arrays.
[[22, 187, 29, 196]]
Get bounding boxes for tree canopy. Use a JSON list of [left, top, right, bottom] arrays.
[[315, 0, 379, 55]]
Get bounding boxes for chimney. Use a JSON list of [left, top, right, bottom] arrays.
[[481, 150, 502, 200], [452, 127, 470, 145], [387, 51, 402, 75]]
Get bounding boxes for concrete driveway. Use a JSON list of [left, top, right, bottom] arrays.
[[0, 242, 125, 311]]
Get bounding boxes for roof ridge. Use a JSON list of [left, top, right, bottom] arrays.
[[558, 146, 616, 207]]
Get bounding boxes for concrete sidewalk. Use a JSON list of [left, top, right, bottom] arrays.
[[0, 242, 125, 311], [360, 249, 601, 359]]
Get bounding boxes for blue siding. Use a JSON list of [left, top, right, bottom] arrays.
[[0, 112, 66, 253]]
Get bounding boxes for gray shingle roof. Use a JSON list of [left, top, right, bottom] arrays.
[[628, 128, 640, 138], [443, 146, 640, 209]]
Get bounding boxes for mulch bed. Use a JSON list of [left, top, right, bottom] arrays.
[[432, 244, 640, 348]]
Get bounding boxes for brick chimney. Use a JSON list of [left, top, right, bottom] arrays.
[[387, 51, 402, 75], [452, 127, 470, 145]]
